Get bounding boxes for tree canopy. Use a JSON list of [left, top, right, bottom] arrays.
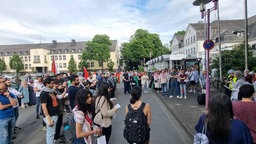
[[121, 29, 170, 70], [0, 59, 7, 73], [82, 34, 112, 70], [211, 44, 256, 75], [68, 57, 77, 73], [9, 55, 24, 74]]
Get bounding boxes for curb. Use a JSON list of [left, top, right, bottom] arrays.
[[152, 90, 194, 141]]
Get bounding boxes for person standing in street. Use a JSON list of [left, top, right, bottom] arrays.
[[94, 82, 118, 144], [125, 86, 151, 144], [34, 76, 44, 119], [195, 94, 253, 143], [0, 83, 17, 144], [68, 75, 80, 109], [123, 71, 130, 94], [41, 77, 59, 144]]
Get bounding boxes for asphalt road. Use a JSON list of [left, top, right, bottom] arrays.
[[13, 84, 192, 144]]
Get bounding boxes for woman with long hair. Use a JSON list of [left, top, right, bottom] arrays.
[[195, 94, 253, 143], [18, 80, 30, 109], [73, 89, 101, 144], [94, 82, 118, 144], [125, 86, 151, 144]]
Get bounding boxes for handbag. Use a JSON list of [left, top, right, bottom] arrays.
[[193, 124, 209, 144]]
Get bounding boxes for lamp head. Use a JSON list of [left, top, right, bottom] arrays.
[[193, 0, 212, 6]]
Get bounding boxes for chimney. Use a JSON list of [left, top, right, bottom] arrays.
[[71, 39, 76, 47], [52, 40, 57, 47]]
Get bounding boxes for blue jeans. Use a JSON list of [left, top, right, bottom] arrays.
[[43, 115, 58, 144], [180, 84, 187, 97], [161, 83, 167, 95], [0, 117, 15, 144], [13, 107, 19, 125], [36, 97, 41, 115], [170, 81, 179, 96]]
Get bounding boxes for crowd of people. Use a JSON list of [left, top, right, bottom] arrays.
[[1, 66, 256, 144]]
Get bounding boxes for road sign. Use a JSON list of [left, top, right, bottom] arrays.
[[203, 40, 215, 50]]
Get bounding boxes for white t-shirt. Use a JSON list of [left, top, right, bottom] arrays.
[[34, 82, 44, 97]]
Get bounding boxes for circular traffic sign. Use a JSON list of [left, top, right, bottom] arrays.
[[203, 40, 215, 50]]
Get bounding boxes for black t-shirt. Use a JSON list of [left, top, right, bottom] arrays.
[[40, 91, 59, 117], [123, 73, 129, 82]]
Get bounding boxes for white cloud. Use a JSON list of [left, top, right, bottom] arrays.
[[0, 0, 255, 45]]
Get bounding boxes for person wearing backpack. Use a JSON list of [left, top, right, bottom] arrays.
[[73, 89, 102, 144], [124, 86, 151, 144]]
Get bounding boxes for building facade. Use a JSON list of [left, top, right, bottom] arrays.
[[0, 39, 119, 73]]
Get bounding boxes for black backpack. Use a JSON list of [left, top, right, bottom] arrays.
[[124, 102, 148, 144]]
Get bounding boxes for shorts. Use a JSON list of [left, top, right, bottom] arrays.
[[190, 81, 196, 85]]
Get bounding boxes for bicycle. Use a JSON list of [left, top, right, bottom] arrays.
[[211, 77, 226, 92]]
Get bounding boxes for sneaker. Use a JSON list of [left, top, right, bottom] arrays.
[[36, 114, 40, 119], [184, 96, 187, 99], [179, 96, 183, 99], [188, 89, 193, 93], [42, 126, 47, 131], [54, 139, 65, 143], [177, 96, 180, 98], [169, 95, 173, 98]]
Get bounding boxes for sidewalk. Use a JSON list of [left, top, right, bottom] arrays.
[[154, 87, 220, 138]]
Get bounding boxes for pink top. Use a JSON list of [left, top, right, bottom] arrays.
[[232, 101, 256, 142]]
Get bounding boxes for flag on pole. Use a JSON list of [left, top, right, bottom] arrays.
[[83, 67, 89, 79], [52, 57, 57, 75]]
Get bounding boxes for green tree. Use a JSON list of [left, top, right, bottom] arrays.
[[211, 44, 256, 75], [0, 59, 7, 73], [78, 59, 88, 71], [121, 29, 168, 70], [68, 57, 77, 73], [82, 34, 112, 70], [107, 60, 115, 72], [9, 55, 24, 77]]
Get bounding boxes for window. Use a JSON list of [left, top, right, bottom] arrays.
[[55, 55, 58, 60], [91, 62, 94, 67], [63, 63, 67, 68], [191, 48, 193, 54], [25, 64, 28, 69], [28, 56, 31, 61], [71, 49, 75, 53], [29, 64, 31, 69], [20, 51, 22, 55], [34, 55, 40, 63], [0, 52, 2, 55], [193, 36, 196, 43], [98, 61, 103, 67], [59, 63, 62, 68], [86, 62, 90, 67], [59, 55, 62, 60], [58, 50, 62, 53], [25, 56, 27, 62], [194, 48, 196, 54], [6, 52, 9, 55], [13, 52, 16, 55], [78, 55, 81, 60], [51, 56, 54, 60], [44, 55, 47, 63], [64, 49, 68, 53], [78, 49, 82, 52], [63, 55, 66, 60]]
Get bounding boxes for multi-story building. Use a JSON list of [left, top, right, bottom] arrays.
[[170, 15, 256, 69], [0, 39, 119, 73]]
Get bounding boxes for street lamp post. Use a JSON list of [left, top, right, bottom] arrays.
[[244, 0, 248, 70], [193, 0, 218, 110], [149, 52, 152, 71]]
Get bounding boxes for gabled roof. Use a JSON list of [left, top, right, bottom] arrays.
[[189, 23, 205, 30], [0, 40, 117, 55]]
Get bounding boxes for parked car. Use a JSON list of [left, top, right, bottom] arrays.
[[3, 74, 16, 79]]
